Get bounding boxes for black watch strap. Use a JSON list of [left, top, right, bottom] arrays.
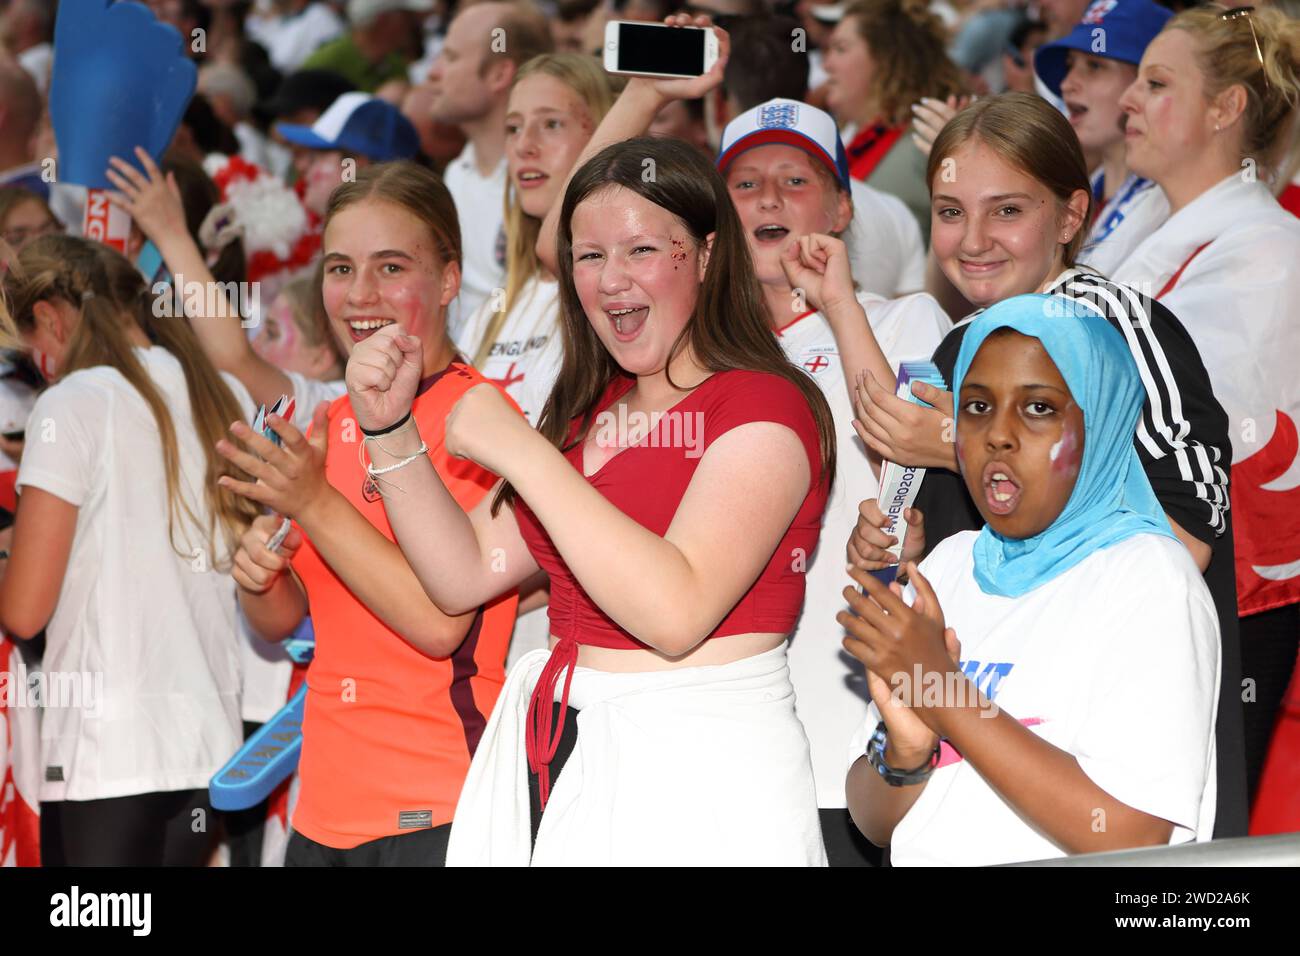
[[865, 720, 940, 786]]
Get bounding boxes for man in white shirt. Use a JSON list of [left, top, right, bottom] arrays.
[[425, 1, 553, 338]]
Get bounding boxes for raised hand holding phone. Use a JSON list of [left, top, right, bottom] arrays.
[[604, 15, 729, 102], [603, 17, 720, 79]]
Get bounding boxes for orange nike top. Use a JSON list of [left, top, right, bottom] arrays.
[[290, 361, 518, 849]]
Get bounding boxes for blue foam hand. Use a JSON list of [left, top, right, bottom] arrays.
[[50, 0, 197, 190]]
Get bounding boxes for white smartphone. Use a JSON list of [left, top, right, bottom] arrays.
[[602, 21, 718, 79]]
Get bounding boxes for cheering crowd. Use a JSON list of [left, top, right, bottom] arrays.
[[0, 0, 1298, 867]]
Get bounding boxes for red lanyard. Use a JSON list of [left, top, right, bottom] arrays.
[[847, 122, 905, 182]]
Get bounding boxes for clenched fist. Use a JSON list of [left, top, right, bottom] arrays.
[[346, 324, 423, 432]]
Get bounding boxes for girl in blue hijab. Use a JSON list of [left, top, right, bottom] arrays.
[[839, 294, 1220, 866], [952, 294, 1178, 597]]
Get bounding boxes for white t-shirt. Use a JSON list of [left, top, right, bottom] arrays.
[[0, 375, 38, 471], [779, 290, 950, 807], [455, 274, 562, 425], [17, 349, 255, 800], [852, 530, 1220, 866], [443, 142, 508, 342], [237, 370, 347, 725], [845, 180, 927, 297], [282, 370, 347, 427], [246, 2, 345, 73]]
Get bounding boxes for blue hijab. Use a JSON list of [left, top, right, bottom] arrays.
[[951, 294, 1176, 597]]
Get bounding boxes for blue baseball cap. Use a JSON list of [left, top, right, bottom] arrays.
[[1034, 0, 1173, 98], [717, 99, 852, 191], [276, 92, 419, 162]]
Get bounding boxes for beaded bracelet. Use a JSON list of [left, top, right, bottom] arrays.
[[366, 441, 429, 477]]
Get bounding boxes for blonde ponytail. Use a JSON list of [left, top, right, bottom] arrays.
[[1170, 5, 1300, 174]]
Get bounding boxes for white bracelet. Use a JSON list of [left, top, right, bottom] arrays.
[[366, 441, 429, 477]]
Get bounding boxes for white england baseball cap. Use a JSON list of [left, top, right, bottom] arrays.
[[716, 98, 851, 191]]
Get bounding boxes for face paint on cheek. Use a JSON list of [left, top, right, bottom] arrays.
[[1049, 422, 1081, 476], [670, 238, 688, 262]]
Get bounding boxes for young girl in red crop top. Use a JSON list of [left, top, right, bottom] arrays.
[[345, 66, 840, 864]]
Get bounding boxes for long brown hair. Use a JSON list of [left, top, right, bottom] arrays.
[[843, 0, 965, 126], [3, 235, 260, 562], [478, 52, 617, 368], [927, 92, 1092, 267], [492, 136, 836, 513]]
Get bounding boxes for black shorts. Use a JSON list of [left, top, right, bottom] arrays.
[[284, 824, 451, 866]]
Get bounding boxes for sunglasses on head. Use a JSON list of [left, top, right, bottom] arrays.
[[1220, 5, 1270, 92]]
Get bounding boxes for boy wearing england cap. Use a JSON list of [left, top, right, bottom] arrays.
[[717, 98, 952, 865]]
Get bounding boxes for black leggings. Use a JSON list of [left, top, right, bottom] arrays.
[[1240, 603, 1300, 806], [41, 789, 213, 867], [528, 702, 580, 847]]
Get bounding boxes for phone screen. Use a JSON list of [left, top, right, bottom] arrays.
[[616, 23, 706, 77]]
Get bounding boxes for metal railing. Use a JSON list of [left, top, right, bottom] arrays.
[[1011, 832, 1300, 867]]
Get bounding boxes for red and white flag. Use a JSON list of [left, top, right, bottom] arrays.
[[1115, 174, 1300, 616], [1, 637, 41, 867]]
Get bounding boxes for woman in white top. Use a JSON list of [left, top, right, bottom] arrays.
[[455, 54, 617, 665], [842, 294, 1219, 866], [0, 234, 261, 865], [714, 95, 951, 864], [457, 53, 616, 426], [1112, 4, 1300, 802]]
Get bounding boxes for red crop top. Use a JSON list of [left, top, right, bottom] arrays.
[[513, 369, 830, 805]]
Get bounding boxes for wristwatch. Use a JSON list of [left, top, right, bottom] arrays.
[[865, 720, 940, 786]]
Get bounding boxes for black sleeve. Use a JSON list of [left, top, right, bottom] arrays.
[[912, 323, 986, 554], [1067, 279, 1232, 544]]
